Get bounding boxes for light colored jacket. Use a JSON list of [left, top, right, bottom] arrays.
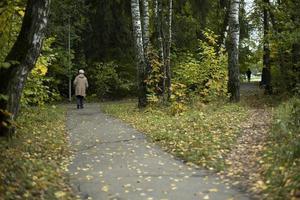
[[73, 74, 88, 97]]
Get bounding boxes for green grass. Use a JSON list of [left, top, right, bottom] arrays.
[[101, 100, 249, 170], [262, 97, 300, 199], [0, 105, 74, 200]]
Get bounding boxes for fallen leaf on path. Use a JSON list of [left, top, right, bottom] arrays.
[[101, 185, 109, 192]]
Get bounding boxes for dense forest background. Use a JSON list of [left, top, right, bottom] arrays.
[[1, 0, 299, 108], [0, 0, 300, 199]]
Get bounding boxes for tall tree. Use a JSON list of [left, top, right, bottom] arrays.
[[165, 0, 173, 100], [155, 0, 165, 96], [227, 0, 240, 102], [141, 0, 151, 76], [0, 0, 51, 136], [263, 0, 272, 94], [131, 0, 147, 107]]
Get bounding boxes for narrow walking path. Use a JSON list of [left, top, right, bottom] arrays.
[[217, 82, 272, 199], [67, 104, 250, 200]]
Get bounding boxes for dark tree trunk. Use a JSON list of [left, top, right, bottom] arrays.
[[217, 0, 230, 53], [263, 0, 272, 94], [227, 0, 240, 102], [0, 0, 51, 136], [164, 0, 172, 101], [155, 0, 166, 96]]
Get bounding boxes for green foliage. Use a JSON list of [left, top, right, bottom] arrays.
[[262, 97, 300, 199], [101, 100, 248, 170], [0, 106, 74, 199], [145, 47, 164, 103], [173, 31, 228, 102], [21, 75, 60, 106], [21, 38, 60, 106], [0, 0, 24, 62], [87, 62, 135, 99], [173, 14, 200, 49]]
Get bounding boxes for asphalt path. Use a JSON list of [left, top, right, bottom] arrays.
[[67, 103, 250, 200]]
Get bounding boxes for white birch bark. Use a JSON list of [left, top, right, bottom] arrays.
[[141, 0, 151, 74], [1, 0, 51, 119], [227, 0, 240, 102], [131, 0, 147, 107], [141, 0, 150, 53]]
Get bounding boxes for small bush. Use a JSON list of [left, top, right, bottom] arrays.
[[21, 37, 60, 106], [173, 31, 228, 102], [87, 62, 135, 99]]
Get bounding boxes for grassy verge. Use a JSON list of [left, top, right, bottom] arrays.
[[0, 105, 73, 200], [262, 97, 300, 199], [101, 100, 248, 170]]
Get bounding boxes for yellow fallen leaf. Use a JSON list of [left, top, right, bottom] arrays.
[[101, 185, 109, 192], [209, 188, 219, 192], [203, 194, 210, 199], [54, 191, 66, 198]]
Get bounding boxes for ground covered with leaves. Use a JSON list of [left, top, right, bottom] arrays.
[[101, 95, 300, 200], [0, 106, 73, 200], [101, 100, 249, 171]]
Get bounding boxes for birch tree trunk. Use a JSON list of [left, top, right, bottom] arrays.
[[154, 0, 166, 96], [263, 0, 272, 94], [227, 0, 240, 102], [141, 0, 151, 75], [165, 0, 172, 101], [0, 0, 51, 136], [131, 0, 147, 107]]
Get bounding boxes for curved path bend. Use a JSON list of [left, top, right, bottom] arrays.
[[67, 103, 250, 200]]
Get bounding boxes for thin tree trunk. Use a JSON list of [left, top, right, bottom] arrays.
[[227, 0, 240, 102], [141, 0, 151, 75], [0, 0, 51, 136], [217, 1, 230, 53], [165, 0, 172, 101], [131, 0, 147, 107], [141, 0, 150, 54], [155, 0, 165, 96], [263, 0, 272, 94]]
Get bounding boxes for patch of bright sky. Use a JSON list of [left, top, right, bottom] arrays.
[[244, 0, 261, 50]]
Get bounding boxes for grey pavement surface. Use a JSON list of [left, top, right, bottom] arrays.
[[67, 103, 250, 200]]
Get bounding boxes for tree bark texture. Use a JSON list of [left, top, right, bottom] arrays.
[[227, 0, 240, 102], [164, 0, 172, 101], [0, 0, 51, 132], [217, 0, 230, 53], [141, 0, 151, 75], [131, 0, 147, 107], [155, 0, 166, 96], [263, 0, 272, 94]]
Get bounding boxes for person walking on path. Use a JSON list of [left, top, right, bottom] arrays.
[[246, 68, 252, 82], [73, 69, 88, 109]]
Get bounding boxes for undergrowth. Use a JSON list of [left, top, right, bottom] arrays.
[[262, 97, 300, 199], [0, 106, 73, 200]]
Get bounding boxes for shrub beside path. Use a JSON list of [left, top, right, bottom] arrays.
[[67, 104, 250, 200]]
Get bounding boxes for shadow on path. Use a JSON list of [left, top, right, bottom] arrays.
[[67, 103, 250, 200]]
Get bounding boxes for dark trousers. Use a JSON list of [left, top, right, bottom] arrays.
[[76, 95, 84, 109]]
